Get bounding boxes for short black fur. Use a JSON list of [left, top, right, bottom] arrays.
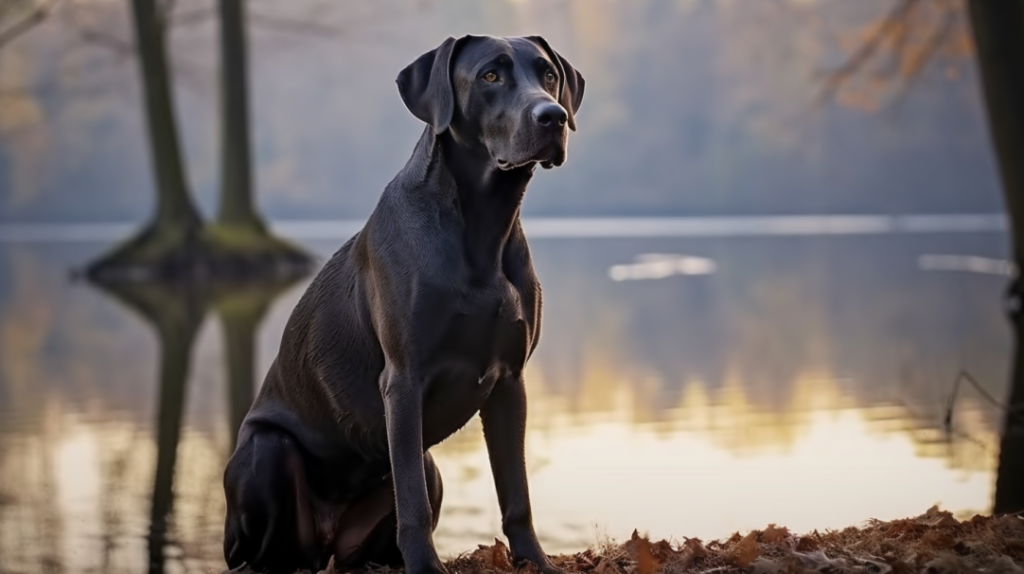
[[222, 35, 584, 574]]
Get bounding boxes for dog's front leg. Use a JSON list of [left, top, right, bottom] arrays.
[[481, 375, 565, 574], [382, 367, 447, 574]]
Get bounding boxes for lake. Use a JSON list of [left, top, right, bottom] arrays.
[[0, 218, 1015, 574]]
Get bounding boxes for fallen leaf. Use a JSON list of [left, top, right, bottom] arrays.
[[670, 538, 708, 569], [921, 530, 957, 550], [729, 531, 760, 567], [761, 524, 790, 545], [920, 505, 958, 528], [625, 531, 660, 574], [795, 534, 819, 552], [651, 540, 676, 561], [470, 538, 514, 572], [593, 557, 625, 574]]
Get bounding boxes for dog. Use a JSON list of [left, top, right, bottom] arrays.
[[222, 34, 584, 574]]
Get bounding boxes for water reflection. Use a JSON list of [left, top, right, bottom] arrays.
[[0, 233, 1017, 573], [90, 281, 208, 574], [84, 275, 304, 574]]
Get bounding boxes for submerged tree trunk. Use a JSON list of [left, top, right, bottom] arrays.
[[85, 0, 204, 282], [84, 0, 312, 283], [206, 0, 312, 274], [966, 0, 1024, 515], [136, 0, 200, 233], [217, 0, 261, 231]]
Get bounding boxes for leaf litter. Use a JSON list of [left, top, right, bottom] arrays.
[[222, 506, 1024, 574]]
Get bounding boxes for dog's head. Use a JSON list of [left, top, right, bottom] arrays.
[[397, 35, 585, 170]]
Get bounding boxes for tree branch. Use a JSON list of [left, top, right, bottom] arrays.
[[0, 1, 50, 50], [817, 0, 920, 105]]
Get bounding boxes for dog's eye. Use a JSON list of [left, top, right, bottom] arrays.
[[545, 70, 557, 84], [483, 71, 499, 83]]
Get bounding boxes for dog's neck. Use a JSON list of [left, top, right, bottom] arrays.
[[443, 132, 534, 279], [413, 128, 534, 280]]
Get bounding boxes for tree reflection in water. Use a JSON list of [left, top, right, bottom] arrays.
[[88, 273, 305, 574]]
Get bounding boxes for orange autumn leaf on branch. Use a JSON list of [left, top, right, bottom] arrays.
[[822, 0, 973, 111]]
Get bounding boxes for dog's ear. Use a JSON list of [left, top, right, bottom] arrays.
[[527, 36, 585, 131], [396, 36, 466, 134]]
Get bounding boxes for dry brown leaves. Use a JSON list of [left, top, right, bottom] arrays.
[[223, 507, 1024, 574]]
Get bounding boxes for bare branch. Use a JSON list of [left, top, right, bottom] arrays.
[[0, 1, 50, 50], [904, 2, 957, 80], [816, 0, 968, 111], [817, 0, 920, 105], [78, 28, 135, 57]]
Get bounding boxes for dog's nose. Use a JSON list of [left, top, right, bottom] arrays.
[[532, 102, 568, 128]]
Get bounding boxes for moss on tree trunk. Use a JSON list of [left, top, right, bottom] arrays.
[[205, 0, 311, 274]]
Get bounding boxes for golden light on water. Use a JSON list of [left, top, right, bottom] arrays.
[[0, 367, 1001, 565], [0, 236, 1012, 571], [429, 371, 999, 555]]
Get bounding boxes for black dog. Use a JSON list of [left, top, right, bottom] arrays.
[[223, 34, 584, 574]]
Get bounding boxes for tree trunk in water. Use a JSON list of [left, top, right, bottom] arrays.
[[217, 0, 262, 231], [134, 0, 201, 232], [83, 0, 203, 281], [204, 0, 312, 275], [967, 0, 1024, 515]]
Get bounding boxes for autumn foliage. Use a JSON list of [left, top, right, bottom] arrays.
[[229, 507, 1024, 574]]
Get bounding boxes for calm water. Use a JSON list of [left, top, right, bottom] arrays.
[[0, 221, 1016, 574]]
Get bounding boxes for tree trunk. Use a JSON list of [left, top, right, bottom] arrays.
[[966, 0, 1024, 515], [133, 0, 202, 232], [83, 0, 204, 282], [202, 0, 313, 277], [217, 0, 262, 230]]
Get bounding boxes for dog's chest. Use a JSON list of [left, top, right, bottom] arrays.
[[420, 278, 530, 443], [457, 277, 529, 364]]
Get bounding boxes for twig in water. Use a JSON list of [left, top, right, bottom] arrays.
[[944, 370, 1024, 431]]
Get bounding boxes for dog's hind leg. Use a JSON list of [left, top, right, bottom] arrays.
[[333, 451, 444, 569], [223, 426, 320, 573]]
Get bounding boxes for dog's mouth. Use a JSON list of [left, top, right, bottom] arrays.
[[495, 144, 566, 171]]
